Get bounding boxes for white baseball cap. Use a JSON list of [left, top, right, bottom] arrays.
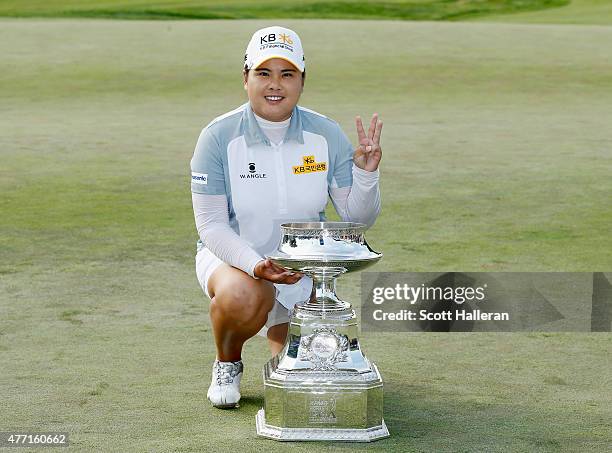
[[244, 26, 305, 73]]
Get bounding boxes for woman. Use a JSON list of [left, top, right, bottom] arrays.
[[190, 26, 383, 408]]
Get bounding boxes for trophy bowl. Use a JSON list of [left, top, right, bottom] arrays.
[[267, 222, 382, 275]]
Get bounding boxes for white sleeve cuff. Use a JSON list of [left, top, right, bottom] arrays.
[[352, 165, 380, 179], [247, 256, 263, 279]]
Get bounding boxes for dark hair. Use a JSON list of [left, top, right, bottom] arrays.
[[244, 67, 306, 80]]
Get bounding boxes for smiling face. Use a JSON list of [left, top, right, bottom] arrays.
[[243, 58, 305, 122]]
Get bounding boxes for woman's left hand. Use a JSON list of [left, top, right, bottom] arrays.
[[353, 113, 383, 172]]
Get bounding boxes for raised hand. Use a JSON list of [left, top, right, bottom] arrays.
[[254, 259, 303, 284], [353, 113, 383, 172]]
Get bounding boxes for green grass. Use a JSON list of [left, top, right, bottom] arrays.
[[471, 0, 612, 25], [0, 0, 571, 21], [1, 17, 611, 452]]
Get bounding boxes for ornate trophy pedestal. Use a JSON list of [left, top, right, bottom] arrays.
[[256, 222, 389, 442]]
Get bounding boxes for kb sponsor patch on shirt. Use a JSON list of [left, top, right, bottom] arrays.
[[292, 155, 327, 175], [192, 172, 208, 185]]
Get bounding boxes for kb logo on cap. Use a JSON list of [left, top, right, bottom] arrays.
[[260, 33, 293, 45]]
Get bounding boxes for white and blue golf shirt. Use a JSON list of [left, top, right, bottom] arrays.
[[191, 102, 359, 259]]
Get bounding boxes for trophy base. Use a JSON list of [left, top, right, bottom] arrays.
[[256, 320, 389, 443], [256, 409, 389, 442]]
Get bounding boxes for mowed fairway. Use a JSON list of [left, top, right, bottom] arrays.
[[473, 0, 612, 25], [1, 18, 611, 452]]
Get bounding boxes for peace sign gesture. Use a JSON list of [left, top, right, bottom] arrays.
[[353, 113, 383, 172]]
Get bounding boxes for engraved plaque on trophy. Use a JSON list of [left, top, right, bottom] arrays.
[[256, 222, 389, 442]]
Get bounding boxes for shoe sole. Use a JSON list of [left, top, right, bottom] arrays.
[[207, 391, 240, 409], [210, 402, 240, 409]]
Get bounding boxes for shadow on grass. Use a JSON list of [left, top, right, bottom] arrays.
[[237, 395, 264, 412]]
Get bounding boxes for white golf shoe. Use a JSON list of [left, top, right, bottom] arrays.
[[207, 359, 243, 408]]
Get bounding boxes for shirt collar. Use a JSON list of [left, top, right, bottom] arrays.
[[243, 101, 305, 147]]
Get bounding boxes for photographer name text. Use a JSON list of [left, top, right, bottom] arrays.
[[372, 309, 509, 321]]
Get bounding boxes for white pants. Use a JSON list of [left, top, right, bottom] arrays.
[[195, 248, 313, 337]]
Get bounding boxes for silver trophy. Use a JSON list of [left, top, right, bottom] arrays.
[[256, 222, 389, 442]]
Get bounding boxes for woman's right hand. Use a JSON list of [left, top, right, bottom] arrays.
[[254, 259, 303, 284]]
